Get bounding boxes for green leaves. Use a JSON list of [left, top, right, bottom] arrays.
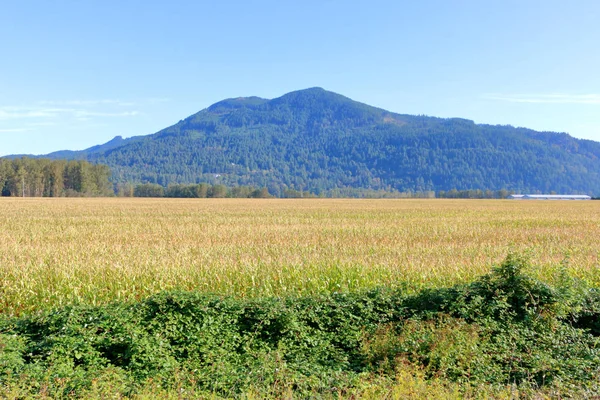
[[1, 255, 600, 396], [0, 158, 113, 197]]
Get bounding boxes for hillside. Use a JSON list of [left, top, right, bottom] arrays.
[[15, 88, 600, 196]]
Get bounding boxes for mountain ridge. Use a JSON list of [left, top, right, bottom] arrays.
[[6, 88, 600, 196]]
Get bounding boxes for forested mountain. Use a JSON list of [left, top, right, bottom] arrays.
[[13, 88, 600, 196]]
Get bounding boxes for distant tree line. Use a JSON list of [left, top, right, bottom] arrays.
[[285, 188, 516, 199], [0, 158, 113, 197], [121, 184, 442, 199], [115, 183, 273, 198], [0, 158, 531, 200], [436, 189, 516, 199], [282, 188, 437, 199]]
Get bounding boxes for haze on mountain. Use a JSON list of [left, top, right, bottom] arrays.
[[13, 88, 600, 197]]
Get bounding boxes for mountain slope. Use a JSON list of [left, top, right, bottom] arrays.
[[15, 88, 600, 195]]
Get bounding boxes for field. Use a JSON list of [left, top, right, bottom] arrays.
[[1, 198, 600, 398], [1, 198, 599, 316]]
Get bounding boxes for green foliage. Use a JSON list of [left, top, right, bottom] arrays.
[[0, 157, 113, 197], [134, 183, 164, 197], [136, 182, 272, 198], [438, 188, 514, 199], [1, 255, 600, 397]]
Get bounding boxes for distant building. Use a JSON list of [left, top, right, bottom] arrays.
[[508, 194, 591, 200]]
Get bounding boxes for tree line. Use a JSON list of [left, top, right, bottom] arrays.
[[0, 158, 527, 199], [437, 189, 516, 199], [116, 183, 272, 198], [0, 158, 113, 197]]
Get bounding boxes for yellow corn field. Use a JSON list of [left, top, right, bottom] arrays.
[[1, 198, 599, 316]]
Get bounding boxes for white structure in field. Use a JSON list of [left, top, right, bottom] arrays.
[[508, 194, 591, 200]]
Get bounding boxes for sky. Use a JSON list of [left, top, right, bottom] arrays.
[[1, 0, 600, 156]]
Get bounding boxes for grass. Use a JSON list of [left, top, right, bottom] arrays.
[[1, 198, 599, 316], [1, 198, 600, 398]]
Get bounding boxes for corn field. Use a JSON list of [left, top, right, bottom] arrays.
[[1, 198, 599, 316]]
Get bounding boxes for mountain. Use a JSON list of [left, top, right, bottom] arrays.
[[11, 87, 600, 196], [6, 135, 142, 160]]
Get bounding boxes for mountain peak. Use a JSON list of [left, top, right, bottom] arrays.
[[271, 87, 350, 104], [207, 96, 268, 114], [265, 87, 387, 125], [292, 86, 327, 93]]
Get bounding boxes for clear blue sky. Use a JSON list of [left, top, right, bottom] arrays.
[[1, 0, 599, 156]]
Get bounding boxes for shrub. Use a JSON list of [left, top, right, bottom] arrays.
[[1, 255, 599, 397]]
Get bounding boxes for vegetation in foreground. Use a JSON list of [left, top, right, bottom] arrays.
[[1, 255, 599, 398], [1, 199, 599, 397]]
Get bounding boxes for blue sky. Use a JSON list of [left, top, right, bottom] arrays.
[[1, 0, 599, 156]]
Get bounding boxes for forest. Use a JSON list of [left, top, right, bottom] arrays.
[[0, 157, 113, 197]]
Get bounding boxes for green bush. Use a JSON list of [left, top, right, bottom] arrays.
[[1, 254, 599, 397]]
